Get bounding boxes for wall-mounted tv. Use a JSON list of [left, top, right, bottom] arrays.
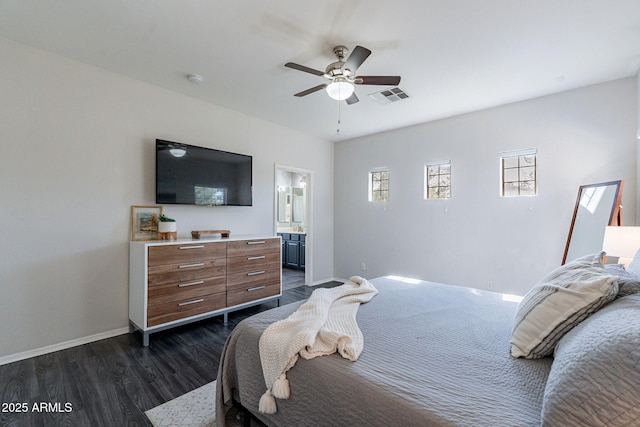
[[156, 139, 253, 206]]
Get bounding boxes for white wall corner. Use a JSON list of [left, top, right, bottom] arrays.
[[637, 71, 640, 140], [636, 72, 640, 225]]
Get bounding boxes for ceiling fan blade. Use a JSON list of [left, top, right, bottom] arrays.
[[294, 84, 327, 97], [345, 92, 359, 105], [354, 75, 401, 86], [285, 62, 326, 76], [343, 45, 371, 74]]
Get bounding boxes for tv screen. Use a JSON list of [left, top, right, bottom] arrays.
[[156, 139, 253, 206]]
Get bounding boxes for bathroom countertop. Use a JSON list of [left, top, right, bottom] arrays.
[[277, 230, 306, 235]]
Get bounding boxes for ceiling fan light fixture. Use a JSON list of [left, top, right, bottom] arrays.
[[326, 80, 355, 101], [169, 148, 187, 157]]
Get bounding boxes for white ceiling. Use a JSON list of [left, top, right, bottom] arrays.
[[2, 1, 640, 143]]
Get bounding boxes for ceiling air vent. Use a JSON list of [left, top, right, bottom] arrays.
[[369, 87, 409, 104]]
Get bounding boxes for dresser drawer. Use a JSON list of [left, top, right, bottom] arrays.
[[227, 268, 280, 290], [227, 251, 280, 274], [226, 238, 280, 257], [148, 276, 226, 305], [227, 282, 280, 307], [148, 242, 226, 266], [148, 258, 226, 287], [147, 292, 226, 327]]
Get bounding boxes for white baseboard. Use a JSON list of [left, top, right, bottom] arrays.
[[0, 327, 130, 366]]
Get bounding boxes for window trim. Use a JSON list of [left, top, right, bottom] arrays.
[[424, 160, 451, 200], [368, 167, 389, 202], [500, 148, 537, 197]]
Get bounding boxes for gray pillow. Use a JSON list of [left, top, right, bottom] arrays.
[[541, 294, 640, 426], [605, 264, 640, 298], [510, 252, 618, 359]]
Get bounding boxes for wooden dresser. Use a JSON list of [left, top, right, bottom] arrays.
[[129, 235, 281, 346]]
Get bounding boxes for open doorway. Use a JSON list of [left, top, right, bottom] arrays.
[[275, 164, 312, 289]]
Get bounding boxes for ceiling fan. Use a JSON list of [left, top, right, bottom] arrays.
[[285, 45, 401, 105]]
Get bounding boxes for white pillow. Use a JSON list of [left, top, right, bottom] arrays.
[[624, 248, 640, 276], [510, 252, 618, 359]]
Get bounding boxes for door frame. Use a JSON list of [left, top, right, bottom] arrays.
[[274, 164, 312, 286]]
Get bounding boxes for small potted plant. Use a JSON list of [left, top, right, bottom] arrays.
[[157, 214, 177, 233]]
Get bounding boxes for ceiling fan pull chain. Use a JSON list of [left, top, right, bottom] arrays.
[[336, 98, 341, 134]]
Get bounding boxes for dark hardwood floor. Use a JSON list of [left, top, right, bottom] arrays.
[[281, 267, 305, 290], [0, 280, 340, 427]]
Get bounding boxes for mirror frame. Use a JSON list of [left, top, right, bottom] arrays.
[[562, 180, 624, 264]]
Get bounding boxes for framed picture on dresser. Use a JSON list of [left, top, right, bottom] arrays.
[[131, 205, 163, 241]]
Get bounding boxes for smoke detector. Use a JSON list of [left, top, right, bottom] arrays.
[[187, 74, 203, 84]]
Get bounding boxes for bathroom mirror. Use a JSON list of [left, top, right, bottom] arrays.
[[562, 180, 624, 264], [277, 186, 305, 227], [292, 187, 305, 223], [277, 186, 291, 223], [275, 168, 307, 232]]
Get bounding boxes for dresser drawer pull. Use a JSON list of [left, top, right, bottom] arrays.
[[247, 255, 266, 260], [178, 298, 204, 306], [247, 270, 266, 276], [179, 245, 205, 250], [179, 263, 205, 269], [247, 241, 266, 245], [248, 285, 266, 292], [178, 280, 204, 288]]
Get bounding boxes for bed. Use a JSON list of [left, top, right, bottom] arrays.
[[217, 257, 640, 426]]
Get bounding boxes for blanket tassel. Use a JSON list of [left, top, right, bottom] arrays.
[[272, 373, 290, 399], [259, 390, 277, 414]]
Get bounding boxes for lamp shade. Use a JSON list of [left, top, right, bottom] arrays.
[[602, 226, 640, 260], [326, 81, 354, 101]]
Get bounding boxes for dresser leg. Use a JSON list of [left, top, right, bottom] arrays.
[[143, 332, 150, 347], [224, 312, 228, 323]]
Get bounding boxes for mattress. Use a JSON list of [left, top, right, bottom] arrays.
[[217, 276, 553, 426]]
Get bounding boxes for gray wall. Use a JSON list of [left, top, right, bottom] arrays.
[[334, 78, 637, 296], [0, 38, 334, 362], [1, 34, 637, 363]]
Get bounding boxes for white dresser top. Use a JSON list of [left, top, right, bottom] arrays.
[[130, 234, 279, 247]]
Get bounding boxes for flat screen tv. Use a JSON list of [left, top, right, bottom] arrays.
[[156, 139, 253, 206]]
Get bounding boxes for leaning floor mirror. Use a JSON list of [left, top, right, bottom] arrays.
[[562, 180, 624, 264]]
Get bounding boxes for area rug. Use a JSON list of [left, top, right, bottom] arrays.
[[146, 381, 216, 427]]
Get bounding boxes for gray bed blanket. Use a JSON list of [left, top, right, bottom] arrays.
[[217, 276, 553, 427]]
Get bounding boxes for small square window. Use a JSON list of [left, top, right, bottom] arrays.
[[369, 168, 389, 202], [424, 161, 451, 199], [501, 149, 537, 197]]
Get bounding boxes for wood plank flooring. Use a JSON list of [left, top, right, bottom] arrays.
[[281, 267, 305, 290], [0, 280, 340, 427]]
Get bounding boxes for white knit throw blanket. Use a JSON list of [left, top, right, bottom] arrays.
[[258, 276, 378, 414]]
